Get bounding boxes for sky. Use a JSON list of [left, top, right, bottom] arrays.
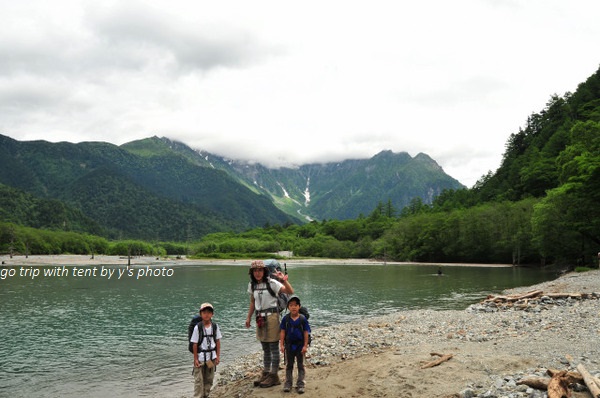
[[1, 1, 599, 188]]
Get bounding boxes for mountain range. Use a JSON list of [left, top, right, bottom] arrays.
[[199, 147, 464, 221], [0, 134, 463, 240]]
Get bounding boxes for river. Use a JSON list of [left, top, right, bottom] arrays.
[[0, 261, 558, 397]]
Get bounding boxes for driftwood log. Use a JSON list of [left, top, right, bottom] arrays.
[[482, 290, 588, 304], [566, 354, 600, 398], [484, 290, 544, 302], [547, 369, 584, 385], [517, 368, 592, 397], [546, 370, 571, 398], [420, 352, 453, 369], [507, 354, 600, 397], [576, 364, 600, 398], [545, 293, 583, 299], [517, 377, 551, 390]]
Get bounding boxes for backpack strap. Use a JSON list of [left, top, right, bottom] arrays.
[[265, 278, 277, 297], [252, 281, 280, 314], [196, 323, 219, 363], [253, 278, 278, 298], [284, 314, 306, 345]]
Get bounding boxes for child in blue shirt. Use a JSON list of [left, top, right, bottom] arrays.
[[279, 295, 310, 394]]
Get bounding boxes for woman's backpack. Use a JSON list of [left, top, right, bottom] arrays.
[[263, 259, 290, 312]]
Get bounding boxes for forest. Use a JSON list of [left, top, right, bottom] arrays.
[[1, 66, 600, 267]]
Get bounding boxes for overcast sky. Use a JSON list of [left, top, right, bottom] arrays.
[[1, 1, 599, 187]]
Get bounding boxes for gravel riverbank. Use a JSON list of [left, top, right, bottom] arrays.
[[208, 269, 600, 398]]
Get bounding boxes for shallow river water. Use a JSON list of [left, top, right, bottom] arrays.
[[0, 261, 558, 397]]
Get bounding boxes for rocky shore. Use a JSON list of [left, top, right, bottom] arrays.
[[209, 269, 600, 398]]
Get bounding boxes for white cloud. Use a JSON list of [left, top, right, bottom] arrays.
[[1, 0, 599, 187]]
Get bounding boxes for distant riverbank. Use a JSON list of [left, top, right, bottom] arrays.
[[0, 254, 514, 268]]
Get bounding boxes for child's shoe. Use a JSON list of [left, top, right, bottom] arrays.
[[297, 386, 305, 394], [283, 385, 291, 392]]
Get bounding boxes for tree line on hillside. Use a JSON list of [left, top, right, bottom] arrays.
[[192, 199, 540, 265], [0, 223, 185, 259], [1, 67, 599, 267], [1, 186, 596, 268]]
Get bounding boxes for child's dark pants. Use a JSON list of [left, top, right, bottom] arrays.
[[284, 347, 305, 388]]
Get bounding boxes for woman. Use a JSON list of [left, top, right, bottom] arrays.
[[245, 260, 294, 388]]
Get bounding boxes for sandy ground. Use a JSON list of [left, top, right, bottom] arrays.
[[212, 343, 545, 398]]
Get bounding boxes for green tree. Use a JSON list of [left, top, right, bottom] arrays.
[[533, 120, 600, 265]]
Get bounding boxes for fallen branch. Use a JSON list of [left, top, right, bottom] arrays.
[[482, 290, 588, 304], [577, 364, 600, 398], [517, 371, 583, 392], [512, 290, 544, 300], [483, 290, 544, 303], [485, 290, 544, 302], [517, 377, 550, 390], [421, 353, 453, 369], [545, 293, 582, 299]]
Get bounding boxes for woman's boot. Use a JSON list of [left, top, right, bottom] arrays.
[[259, 373, 281, 388], [253, 371, 269, 387]]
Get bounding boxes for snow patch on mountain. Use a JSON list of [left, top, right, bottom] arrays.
[[303, 177, 311, 206]]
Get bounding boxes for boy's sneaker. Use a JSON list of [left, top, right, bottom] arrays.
[[283, 385, 291, 392], [297, 386, 305, 394]]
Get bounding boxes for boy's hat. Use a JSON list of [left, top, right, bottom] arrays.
[[287, 295, 301, 307], [199, 302, 214, 312]]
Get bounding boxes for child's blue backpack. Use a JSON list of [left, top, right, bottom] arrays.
[[283, 307, 312, 346]]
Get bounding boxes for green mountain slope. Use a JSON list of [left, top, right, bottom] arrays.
[[128, 136, 464, 221], [0, 132, 465, 239], [0, 183, 104, 235], [0, 136, 296, 240], [214, 149, 464, 220]]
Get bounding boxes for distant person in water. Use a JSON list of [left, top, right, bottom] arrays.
[[437, 267, 443, 276]]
